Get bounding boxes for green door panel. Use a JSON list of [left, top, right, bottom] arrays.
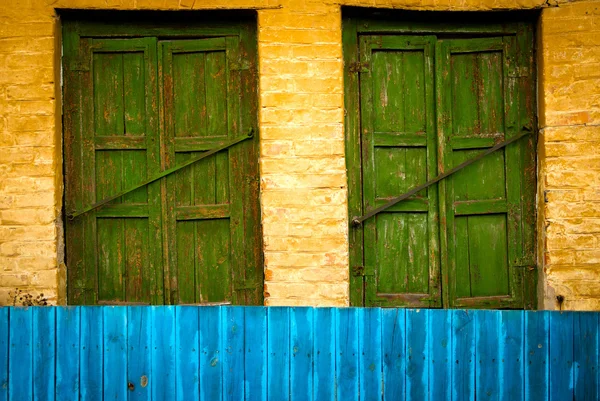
[[63, 21, 262, 306], [346, 21, 536, 309], [437, 37, 527, 309], [160, 38, 241, 305], [359, 35, 441, 307], [64, 37, 162, 305]]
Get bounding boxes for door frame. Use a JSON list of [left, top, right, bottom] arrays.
[[343, 10, 538, 308], [61, 11, 263, 305]]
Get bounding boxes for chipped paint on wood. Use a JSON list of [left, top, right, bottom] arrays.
[[63, 18, 262, 305], [346, 17, 536, 308]]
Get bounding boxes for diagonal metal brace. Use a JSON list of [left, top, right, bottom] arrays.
[[351, 128, 532, 227], [67, 128, 254, 220]]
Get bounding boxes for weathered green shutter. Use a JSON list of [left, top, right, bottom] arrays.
[[358, 35, 441, 307], [160, 38, 249, 304], [436, 37, 533, 308], [65, 37, 163, 304], [64, 20, 262, 305], [347, 20, 536, 309]]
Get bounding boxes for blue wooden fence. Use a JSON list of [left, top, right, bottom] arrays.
[[0, 307, 598, 400]]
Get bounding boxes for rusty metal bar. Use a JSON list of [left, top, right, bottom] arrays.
[[351, 128, 532, 227], [67, 129, 254, 220]]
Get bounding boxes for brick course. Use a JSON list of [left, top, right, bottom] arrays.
[[0, 0, 598, 309]]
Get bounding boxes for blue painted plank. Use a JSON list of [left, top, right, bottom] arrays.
[[475, 310, 500, 401], [9, 308, 32, 401], [358, 308, 382, 401], [452, 310, 475, 401], [245, 307, 267, 401], [33, 307, 55, 401], [313, 308, 335, 401], [574, 312, 599, 401], [549, 312, 574, 401], [406, 309, 428, 401], [199, 306, 223, 401], [429, 309, 451, 401], [290, 307, 313, 401], [382, 309, 405, 401], [267, 307, 289, 401], [127, 306, 151, 401], [151, 306, 176, 401], [0, 308, 8, 401], [175, 307, 200, 400], [499, 311, 524, 401], [222, 307, 244, 401], [524, 311, 549, 401], [103, 307, 128, 400], [56, 307, 80, 401], [80, 307, 103, 400], [336, 308, 359, 401]]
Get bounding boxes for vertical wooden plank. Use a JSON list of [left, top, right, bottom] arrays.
[[359, 308, 382, 401], [245, 307, 267, 401], [152, 306, 176, 400], [574, 312, 599, 400], [343, 17, 365, 307], [549, 312, 574, 401], [435, 39, 452, 308], [0, 308, 8, 401], [290, 307, 313, 401], [176, 307, 200, 400], [56, 307, 80, 401], [475, 310, 500, 401], [222, 307, 244, 400], [80, 307, 103, 400], [499, 311, 524, 401], [9, 308, 32, 401], [33, 308, 55, 401], [336, 308, 359, 401], [128, 307, 151, 401], [452, 310, 475, 401], [429, 309, 451, 401], [406, 309, 428, 401], [199, 307, 223, 401], [524, 311, 549, 401], [314, 308, 335, 401], [382, 308, 405, 401], [104, 307, 128, 400], [267, 307, 290, 401]]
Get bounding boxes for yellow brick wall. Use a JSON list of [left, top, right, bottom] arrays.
[[538, 2, 600, 310], [0, 0, 598, 309]]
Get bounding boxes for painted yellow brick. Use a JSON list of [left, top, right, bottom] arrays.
[[546, 234, 597, 250], [0, 208, 55, 225], [261, 124, 342, 140], [261, 172, 346, 189], [6, 84, 54, 100], [259, 29, 340, 44], [260, 188, 347, 206], [260, 140, 294, 157], [259, 13, 340, 30], [546, 171, 598, 187], [260, 157, 345, 174], [291, 44, 341, 60]]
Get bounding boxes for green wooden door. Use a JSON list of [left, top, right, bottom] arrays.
[[358, 35, 441, 307], [346, 21, 536, 309], [63, 20, 262, 305]]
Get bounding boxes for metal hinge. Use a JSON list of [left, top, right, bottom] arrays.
[[512, 257, 536, 271], [348, 62, 369, 73], [352, 265, 374, 277]]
